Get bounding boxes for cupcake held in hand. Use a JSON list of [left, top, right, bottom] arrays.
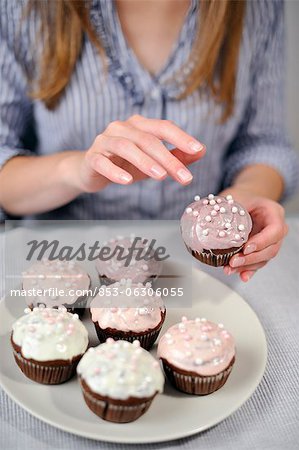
[[180, 194, 252, 266], [77, 339, 164, 423], [158, 317, 235, 395], [11, 306, 89, 384], [90, 279, 166, 350]]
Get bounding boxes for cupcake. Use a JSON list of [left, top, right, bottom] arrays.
[[11, 306, 89, 384], [158, 317, 235, 395], [180, 194, 252, 266], [90, 279, 166, 350], [22, 259, 91, 316], [95, 235, 162, 285], [77, 339, 164, 423]]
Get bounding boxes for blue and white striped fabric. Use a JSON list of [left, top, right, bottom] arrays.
[[0, 0, 298, 221]]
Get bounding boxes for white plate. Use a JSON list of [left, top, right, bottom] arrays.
[[0, 268, 267, 444]]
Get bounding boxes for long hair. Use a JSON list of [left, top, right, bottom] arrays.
[[26, 0, 246, 121]]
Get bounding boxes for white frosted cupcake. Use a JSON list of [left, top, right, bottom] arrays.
[[11, 306, 89, 384], [95, 235, 162, 284], [77, 339, 164, 423], [90, 279, 166, 350], [158, 317, 235, 395], [22, 259, 91, 315]]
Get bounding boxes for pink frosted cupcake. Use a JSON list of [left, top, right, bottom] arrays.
[[95, 235, 162, 285], [22, 259, 91, 316], [90, 279, 166, 350], [158, 317, 235, 395], [180, 194, 252, 266]]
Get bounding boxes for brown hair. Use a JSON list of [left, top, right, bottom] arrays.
[[26, 0, 246, 121]]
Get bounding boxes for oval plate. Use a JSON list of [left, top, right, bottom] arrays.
[[0, 268, 267, 444]]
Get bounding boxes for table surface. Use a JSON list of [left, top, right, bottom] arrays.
[[0, 218, 298, 450]]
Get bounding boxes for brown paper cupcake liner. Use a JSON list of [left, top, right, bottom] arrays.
[[185, 245, 243, 267], [161, 357, 235, 395], [63, 295, 88, 317], [11, 337, 82, 384], [79, 378, 157, 423], [92, 310, 166, 350], [99, 274, 159, 287]]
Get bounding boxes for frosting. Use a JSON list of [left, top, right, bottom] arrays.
[[90, 280, 165, 332], [180, 194, 252, 252], [77, 339, 164, 399], [22, 259, 90, 306], [157, 317, 235, 376], [95, 235, 162, 283], [12, 306, 89, 361]]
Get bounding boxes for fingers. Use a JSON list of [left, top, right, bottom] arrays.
[[170, 148, 203, 166], [243, 205, 286, 255], [224, 261, 266, 283], [230, 241, 281, 268], [90, 154, 133, 184], [131, 131, 194, 184], [243, 224, 283, 255], [127, 115, 206, 155], [221, 196, 287, 281], [239, 270, 256, 282], [103, 123, 194, 184], [95, 135, 168, 180], [224, 261, 266, 275], [89, 116, 206, 185]]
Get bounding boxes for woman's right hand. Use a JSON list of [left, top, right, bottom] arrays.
[[76, 115, 206, 193], [0, 115, 205, 216]]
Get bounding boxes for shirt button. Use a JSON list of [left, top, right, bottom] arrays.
[[150, 87, 160, 100]]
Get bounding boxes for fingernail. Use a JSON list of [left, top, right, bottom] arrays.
[[243, 271, 255, 282], [119, 173, 133, 183], [150, 165, 167, 178], [177, 168, 193, 183], [231, 256, 246, 268], [244, 243, 257, 255], [189, 141, 204, 153], [224, 266, 237, 275], [223, 266, 230, 275], [224, 266, 234, 275]]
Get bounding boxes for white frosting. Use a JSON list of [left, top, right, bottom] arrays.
[[12, 307, 89, 361], [22, 259, 90, 306], [77, 339, 164, 400], [95, 236, 162, 283], [90, 280, 165, 332], [158, 318, 235, 376]]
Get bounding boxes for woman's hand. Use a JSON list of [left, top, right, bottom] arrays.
[[220, 188, 288, 282], [77, 115, 205, 193]]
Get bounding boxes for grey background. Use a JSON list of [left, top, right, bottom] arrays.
[[285, 0, 299, 213]]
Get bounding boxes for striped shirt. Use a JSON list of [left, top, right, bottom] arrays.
[[0, 0, 298, 221]]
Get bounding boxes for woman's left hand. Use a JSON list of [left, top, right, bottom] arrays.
[[220, 188, 288, 282]]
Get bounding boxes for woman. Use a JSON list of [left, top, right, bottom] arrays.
[[0, 0, 298, 281]]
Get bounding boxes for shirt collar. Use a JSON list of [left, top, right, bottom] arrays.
[[90, 0, 199, 104]]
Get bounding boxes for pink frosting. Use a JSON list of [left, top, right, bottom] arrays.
[[157, 317, 235, 376], [95, 236, 162, 283], [22, 259, 90, 306], [180, 194, 252, 252], [90, 280, 165, 333]]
